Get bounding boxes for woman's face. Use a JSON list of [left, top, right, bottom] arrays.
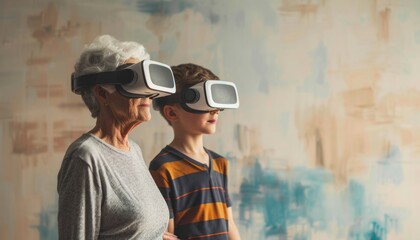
[[104, 58, 152, 125], [107, 92, 152, 124]]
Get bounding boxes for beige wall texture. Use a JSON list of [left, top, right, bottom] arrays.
[[1, 0, 420, 239]]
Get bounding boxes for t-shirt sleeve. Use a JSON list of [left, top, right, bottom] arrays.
[[57, 157, 102, 239], [224, 162, 232, 208], [149, 165, 174, 219]]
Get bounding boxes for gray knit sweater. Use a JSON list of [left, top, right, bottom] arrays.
[[57, 133, 168, 239]]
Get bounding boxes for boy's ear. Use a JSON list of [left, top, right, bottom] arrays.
[[163, 105, 178, 122]]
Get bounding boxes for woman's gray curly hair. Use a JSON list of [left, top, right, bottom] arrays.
[[73, 35, 150, 118]]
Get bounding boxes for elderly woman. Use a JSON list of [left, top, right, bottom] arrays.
[[57, 35, 178, 240]]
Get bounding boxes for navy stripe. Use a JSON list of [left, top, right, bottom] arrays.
[[173, 187, 228, 212], [172, 172, 210, 195], [175, 219, 229, 240], [210, 171, 227, 188], [172, 171, 225, 195], [207, 149, 224, 159], [158, 186, 171, 195]]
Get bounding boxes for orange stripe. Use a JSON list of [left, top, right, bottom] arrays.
[[187, 232, 229, 239], [150, 170, 170, 188], [175, 202, 228, 226], [159, 159, 205, 180], [166, 187, 226, 201], [212, 157, 227, 175]]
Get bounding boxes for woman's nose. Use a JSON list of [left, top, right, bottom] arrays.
[[209, 109, 220, 115]]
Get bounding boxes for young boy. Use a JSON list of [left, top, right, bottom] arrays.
[[149, 63, 241, 240]]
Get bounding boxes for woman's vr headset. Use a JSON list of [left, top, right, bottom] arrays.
[[154, 80, 240, 113], [71, 60, 176, 98]]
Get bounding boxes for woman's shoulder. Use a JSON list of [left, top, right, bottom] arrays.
[[128, 139, 142, 153], [63, 134, 103, 165]]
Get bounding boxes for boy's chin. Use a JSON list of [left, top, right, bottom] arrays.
[[203, 128, 217, 135]]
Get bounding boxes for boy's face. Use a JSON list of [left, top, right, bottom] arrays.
[[169, 104, 220, 135]]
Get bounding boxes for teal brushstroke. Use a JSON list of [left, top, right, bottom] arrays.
[[237, 159, 334, 238], [415, 31, 420, 44], [250, 47, 280, 94], [231, 154, 402, 239], [397, 10, 409, 22], [301, 42, 329, 98], [33, 202, 58, 240], [134, 0, 221, 24], [348, 180, 365, 219], [279, 113, 290, 134], [312, 43, 327, 85], [135, 0, 221, 24], [233, 11, 245, 29], [377, 145, 403, 185], [135, 0, 193, 16]]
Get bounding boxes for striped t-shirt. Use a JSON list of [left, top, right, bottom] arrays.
[[149, 145, 232, 240]]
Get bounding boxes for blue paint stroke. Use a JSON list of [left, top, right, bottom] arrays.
[[415, 31, 420, 44], [348, 180, 365, 219], [134, 0, 221, 24], [237, 160, 334, 239], [250, 47, 280, 94], [377, 144, 403, 185], [135, 0, 192, 16], [301, 42, 329, 98], [312, 43, 327, 85], [32, 202, 58, 240], [231, 155, 404, 239]]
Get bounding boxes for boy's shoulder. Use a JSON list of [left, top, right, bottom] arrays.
[[149, 146, 181, 170], [205, 148, 225, 160]]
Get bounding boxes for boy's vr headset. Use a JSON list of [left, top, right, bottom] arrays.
[[153, 80, 239, 113], [71, 60, 176, 98]]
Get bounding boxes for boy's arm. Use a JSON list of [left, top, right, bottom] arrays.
[[227, 207, 241, 240], [167, 219, 175, 233], [162, 219, 179, 240]]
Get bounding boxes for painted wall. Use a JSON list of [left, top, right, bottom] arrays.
[[1, 0, 420, 239]]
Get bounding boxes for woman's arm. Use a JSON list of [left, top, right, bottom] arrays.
[[57, 157, 101, 240], [227, 207, 241, 240]]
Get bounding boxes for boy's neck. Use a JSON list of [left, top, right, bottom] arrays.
[[170, 133, 209, 165]]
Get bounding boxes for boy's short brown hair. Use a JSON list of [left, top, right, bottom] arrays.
[[155, 63, 219, 123]]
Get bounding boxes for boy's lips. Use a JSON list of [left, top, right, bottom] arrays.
[[208, 119, 217, 123], [139, 103, 150, 107]]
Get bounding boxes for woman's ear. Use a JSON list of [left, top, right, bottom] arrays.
[[92, 85, 109, 106]]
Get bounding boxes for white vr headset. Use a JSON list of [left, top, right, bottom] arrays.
[[153, 80, 240, 113], [71, 60, 176, 98]]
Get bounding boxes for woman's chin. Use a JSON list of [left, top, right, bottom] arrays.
[[140, 114, 152, 122]]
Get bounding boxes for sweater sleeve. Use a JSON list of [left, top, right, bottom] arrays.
[[57, 157, 102, 240]]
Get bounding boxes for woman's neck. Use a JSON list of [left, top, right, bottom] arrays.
[[90, 116, 138, 151]]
